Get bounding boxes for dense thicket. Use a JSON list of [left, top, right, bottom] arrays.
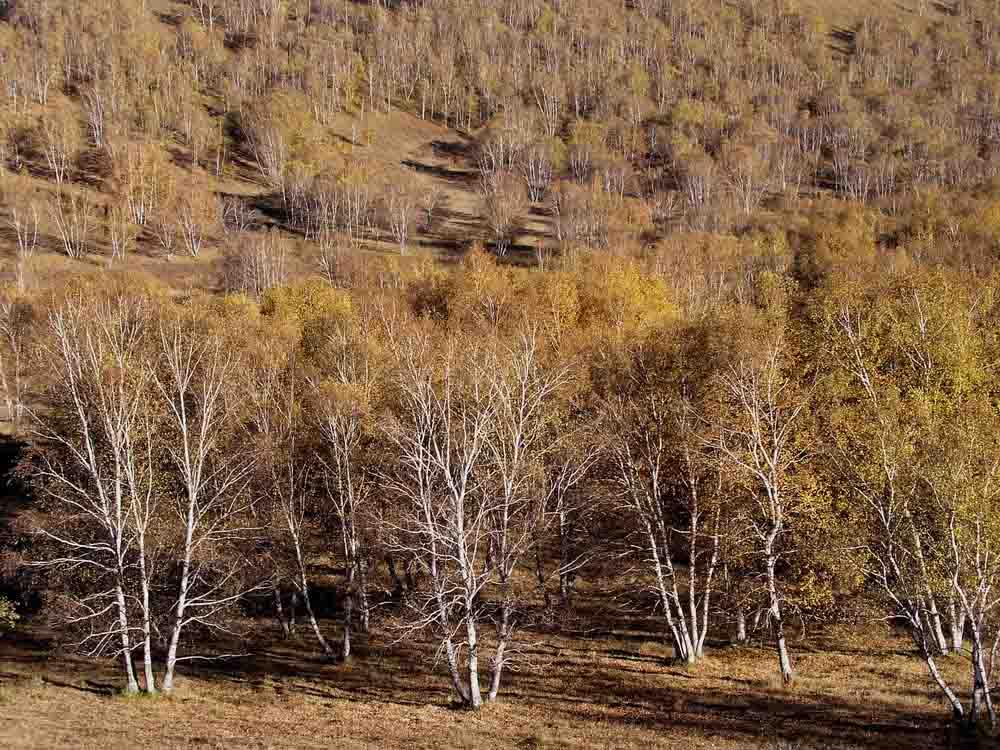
[[0, 248, 994, 726]]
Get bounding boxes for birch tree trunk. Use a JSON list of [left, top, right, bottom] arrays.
[[137, 544, 156, 693], [114, 583, 140, 694], [162, 511, 195, 693], [949, 598, 965, 652], [274, 585, 290, 639], [342, 562, 355, 661], [765, 539, 794, 684], [735, 605, 748, 643]]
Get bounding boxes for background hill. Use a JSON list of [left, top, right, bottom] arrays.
[[2, 0, 999, 295]]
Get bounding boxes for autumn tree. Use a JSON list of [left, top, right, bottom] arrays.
[[480, 171, 527, 256], [716, 308, 810, 685], [29, 294, 159, 694]]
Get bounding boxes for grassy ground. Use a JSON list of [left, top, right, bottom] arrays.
[[0, 610, 987, 750]]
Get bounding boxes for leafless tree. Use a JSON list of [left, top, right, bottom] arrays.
[[0, 295, 32, 426], [177, 190, 218, 258], [49, 191, 93, 260], [222, 196, 256, 235], [221, 230, 288, 298], [242, 106, 288, 201], [8, 195, 39, 291], [723, 144, 772, 216], [717, 335, 808, 684], [520, 144, 554, 202], [30, 297, 156, 693], [479, 333, 568, 698], [317, 400, 372, 660], [480, 171, 527, 256], [381, 333, 563, 706], [273, 438, 335, 658], [418, 185, 445, 233], [107, 201, 138, 263], [40, 112, 79, 187], [381, 181, 419, 255], [608, 390, 723, 664], [155, 321, 258, 693], [533, 436, 598, 609], [381, 336, 497, 708]]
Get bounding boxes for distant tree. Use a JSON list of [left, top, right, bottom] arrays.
[[480, 171, 527, 256], [48, 190, 93, 259], [39, 109, 81, 187], [380, 179, 420, 255]]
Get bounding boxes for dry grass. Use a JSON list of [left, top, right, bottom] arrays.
[[0, 609, 978, 750]]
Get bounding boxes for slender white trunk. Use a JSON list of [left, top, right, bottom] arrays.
[[115, 582, 139, 694], [292, 536, 333, 657], [162, 502, 195, 693], [765, 534, 793, 684], [558, 510, 573, 607], [342, 563, 354, 660], [735, 604, 747, 643], [970, 622, 996, 727], [137, 543, 156, 693], [949, 598, 966, 652], [696, 523, 720, 657], [356, 558, 370, 633], [487, 561, 516, 703], [645, 522, 694, 663], [923, 647, 964, 719], [431, 552, 469, 703], [464, 605, 483, 708], [274, 584, 290, 639]]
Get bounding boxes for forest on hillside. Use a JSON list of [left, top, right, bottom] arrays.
[[5, 0, 1000, 745]]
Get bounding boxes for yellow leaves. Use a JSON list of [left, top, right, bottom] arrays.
[[578, 259, 677, 337], [524, 271, 580, 342], [671, 98, 727, 141], [448, 245, 523, 331], [624, 62, 650, 101], [314, 379, 372, 420], [257, 278, 352, 362], [208, 292, 260, 324], [567, 120, 606, 151], [535, 6, 557, 37], [243, 90, 333, 181], [975, 201, 1000, 247]]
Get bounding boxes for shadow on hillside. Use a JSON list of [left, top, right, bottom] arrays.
[[2, 621, 978, 750], [829, 25, 857, 57], [401, 158, 477, 187]]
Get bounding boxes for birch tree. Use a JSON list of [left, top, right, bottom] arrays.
[[0, 294, 33, 427], [317, 392, 372, 660], [606, 330, 725, 664], [381, 335, 496, 709], [480, 332, 568, 698], [49, 191, 93, 260], [156, 318, 257, 693], [818, 269, 1000, 725], [717, 329, 808, 684], [272, 432, 335, 658], [7, 190, 39, 291], [381, 180, 419, 255], [39, 110, 80, 186], [30, 296, 157, 693]]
